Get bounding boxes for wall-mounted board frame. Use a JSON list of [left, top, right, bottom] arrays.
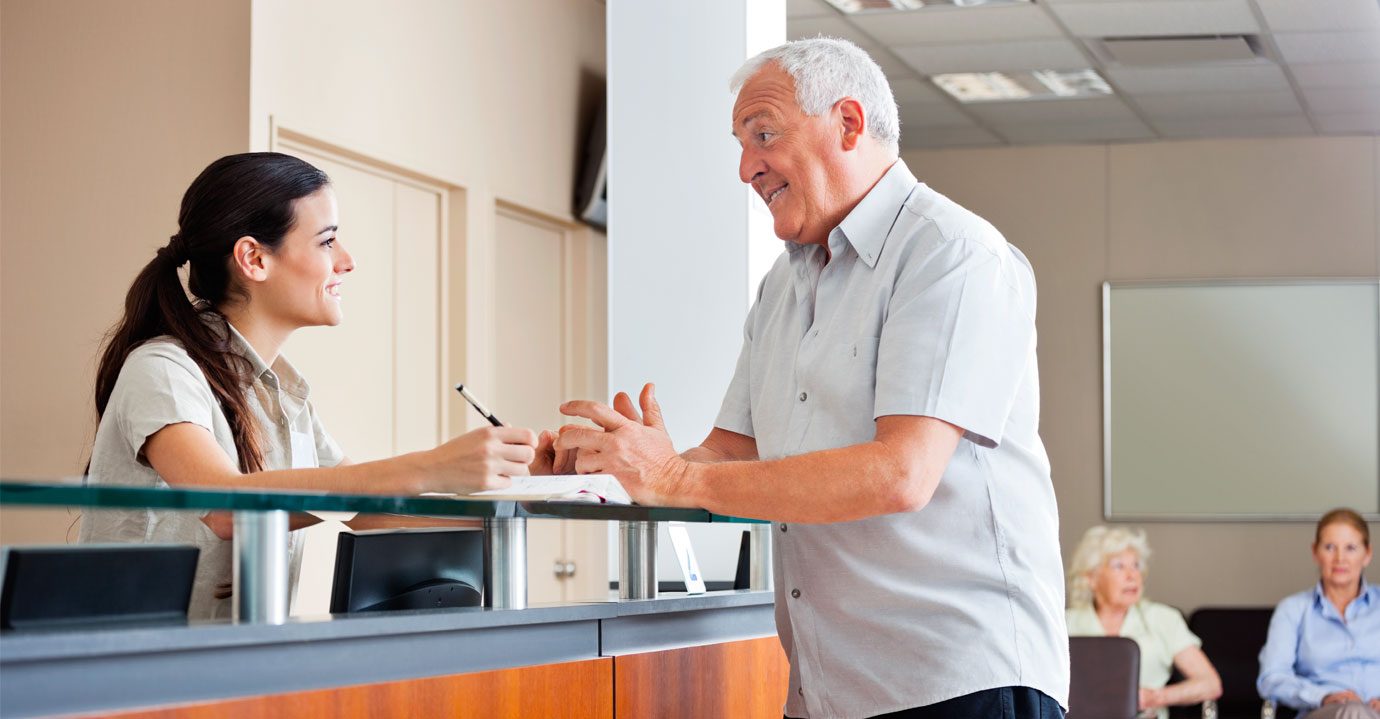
[[1102, 279, 1380, 522]]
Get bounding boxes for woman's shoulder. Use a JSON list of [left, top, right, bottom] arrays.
[[1137, 600, 1192, 630], [116, 337, 211, 390]]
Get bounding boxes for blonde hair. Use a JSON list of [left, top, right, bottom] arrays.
[[1067, 525, 1151, 609]]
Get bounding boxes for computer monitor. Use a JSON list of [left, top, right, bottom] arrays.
[[329, 529, 483, 614], [0, 544, 198, 630]]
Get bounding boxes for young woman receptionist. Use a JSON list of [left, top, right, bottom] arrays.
[[80, 153, 547, 619]]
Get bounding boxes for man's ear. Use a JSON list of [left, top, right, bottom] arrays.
[[837, 97, 866, 151], [230, 236, 270, 283]]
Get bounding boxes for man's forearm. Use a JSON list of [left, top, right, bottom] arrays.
[[681, 441, 930, 523]]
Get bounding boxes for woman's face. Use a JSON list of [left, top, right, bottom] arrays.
[[1313, 522, 1372, 592], [1091, 548, 1144, 612], [258, 187, 354, 329]]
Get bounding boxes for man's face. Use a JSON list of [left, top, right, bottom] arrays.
[[732, 64, 846, 246]]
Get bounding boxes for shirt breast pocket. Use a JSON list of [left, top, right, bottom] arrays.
[[824, 337, 880, 423]]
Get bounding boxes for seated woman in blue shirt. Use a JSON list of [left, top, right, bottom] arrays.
[[1258, 508, 1379, 719]]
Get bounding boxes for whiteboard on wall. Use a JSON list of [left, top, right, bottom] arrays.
[[1103, 280, 1380, 520]]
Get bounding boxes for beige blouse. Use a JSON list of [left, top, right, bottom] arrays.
[[80, 318, 343, 620]]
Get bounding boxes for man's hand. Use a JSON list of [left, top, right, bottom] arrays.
[[1322, 690, 1363, 705], [530, 430, 576, 476], [555, 384, 692, 506], [1138, 687, 1165, 711]]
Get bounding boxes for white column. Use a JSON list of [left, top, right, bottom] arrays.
[[607, 0, 785, 580], [607, 0, 785, 447]]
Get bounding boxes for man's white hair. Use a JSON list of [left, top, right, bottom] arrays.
[[730, 37, 900, 156], [1066, 525, 1152, 609]]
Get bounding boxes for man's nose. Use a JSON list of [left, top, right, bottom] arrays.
[[739, 148, 766, 185]]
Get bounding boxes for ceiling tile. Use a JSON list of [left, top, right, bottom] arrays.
[[1274, 32, 1380, 64], [900, 101, 979, 128], [790, 15, 872, 43], [901, 126, 1003, 149], [1254, 0, 1380, 33], [1314, 113, 1380, 133], [1301, 86, 1380, 114], [788, 17, 921, 81], [965, 96, 1139, 124], [890, 77, 949, 104], [1289, 62, 1380, 89], [846, 5, 1064, 46], [1049, 0, 1259, 38], [1135, 90, 1303, 119], [892, 39, 1088, 75], [788, 0, 837, 19], [993, 119, 1156, 144], [1152, 115, 1315, 137], [1105, 63, 1290, 94]]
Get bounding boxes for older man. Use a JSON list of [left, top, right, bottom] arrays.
[[558, 38, 1068, 719]]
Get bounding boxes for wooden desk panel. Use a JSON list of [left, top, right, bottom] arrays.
[[613, 636, 789, 718], [91, 658, 613, 719]]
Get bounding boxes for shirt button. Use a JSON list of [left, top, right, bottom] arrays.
[[791, 588, 801, 599], [798, 687, 804, 696], [798, 391, 808, 402], [779, 523, 788, 533]]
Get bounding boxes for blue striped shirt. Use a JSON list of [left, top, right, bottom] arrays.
[[1257, 580, 1380, 709]]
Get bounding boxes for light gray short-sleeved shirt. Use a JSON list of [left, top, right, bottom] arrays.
[[80, 317, 343, 620], [715, 160, 1069, 718]]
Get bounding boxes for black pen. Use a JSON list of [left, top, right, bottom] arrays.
[[454, 383, 503, 427]]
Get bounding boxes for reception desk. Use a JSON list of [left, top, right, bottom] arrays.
[[2, 589, 783, 718], [0, 481, 785, 718]]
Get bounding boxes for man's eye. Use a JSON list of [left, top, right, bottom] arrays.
[[758, 132, 772, 143], [322, 238, 336, 248]]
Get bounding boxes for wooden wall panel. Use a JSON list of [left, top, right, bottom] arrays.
[[613, 636, 788, 719], [91, 658, 612, 719]]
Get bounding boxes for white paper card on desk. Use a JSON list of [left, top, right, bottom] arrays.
[[422, 475, 632, 505]]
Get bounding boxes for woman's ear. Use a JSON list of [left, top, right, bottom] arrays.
[[230, 236, 269, 283]]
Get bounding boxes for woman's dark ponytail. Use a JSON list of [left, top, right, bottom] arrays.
[[91, 153, 330, 474]]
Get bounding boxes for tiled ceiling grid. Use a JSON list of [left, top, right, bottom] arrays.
[[786, 0, 1380, 148]]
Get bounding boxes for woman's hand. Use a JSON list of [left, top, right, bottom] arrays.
[[1322, 690, 1363, 705], [1138, 687, 1165, 711], [420, 426, 536, 492]]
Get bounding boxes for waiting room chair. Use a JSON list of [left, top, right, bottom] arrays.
[[1069, 636, 1142, 719], [1167, 607, 1295, 719]]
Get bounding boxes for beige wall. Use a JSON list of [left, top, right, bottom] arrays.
[[903, 136, 1380, 612], [0, 0, 252, 543]]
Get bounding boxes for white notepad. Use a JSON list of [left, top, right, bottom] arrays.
[[423, 474, 632, 505]]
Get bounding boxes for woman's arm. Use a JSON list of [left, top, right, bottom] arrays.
[[1142, 646, 1222, 710], [145, 421, 536, 496], [1258, 598, 1333, 709]]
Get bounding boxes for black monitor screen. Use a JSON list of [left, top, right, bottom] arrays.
[[330, 529, 484, 614]]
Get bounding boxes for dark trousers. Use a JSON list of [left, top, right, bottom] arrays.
[[789, 686, 1065, 719]]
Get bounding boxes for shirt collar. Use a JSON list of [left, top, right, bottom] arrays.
[[836, 159, 918, 268], [221, 318, 311, 400], [783, 159, 918, 268], [1311, 578, 1378, 611]]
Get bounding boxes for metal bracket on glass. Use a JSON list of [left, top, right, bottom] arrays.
[[483, 517, 527, 609], [233, 509, 290, 624], [619, 520, 658, 600], [749, 523, 773, 591]]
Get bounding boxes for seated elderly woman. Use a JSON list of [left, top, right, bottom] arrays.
[[1258, 508, 1379, 719], [1067, 526, 1223, 719]]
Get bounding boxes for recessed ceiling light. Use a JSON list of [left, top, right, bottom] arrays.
[[824, 0, 1028, 12], [932, 69, 1114, 103]]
